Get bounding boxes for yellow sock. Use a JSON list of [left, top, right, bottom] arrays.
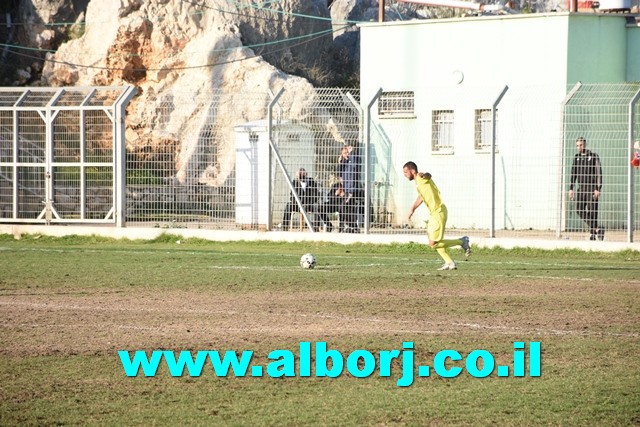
[[433, 239, 462, 249], [436, 247, 454, 264]]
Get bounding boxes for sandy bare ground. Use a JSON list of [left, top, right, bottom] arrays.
[[1, 279, 638, 357]]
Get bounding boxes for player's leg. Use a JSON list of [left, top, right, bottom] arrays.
[[434, 205, 470, 257], [428, 211, 456, 270], [586, 196, 597, 235], [342, 201, 357, 232], [434, 238, 470, 258], [433, 239, 462, 249]]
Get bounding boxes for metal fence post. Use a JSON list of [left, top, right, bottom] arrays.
[[267, 89, 284, 231], [490, 85, 508, 238], [345, 91, 365, 232], [267, 89, 314, 232], [365, 89, 383, 235], [627, 88, 640, 243], [115, 85, 137, 227], [557, 82, 582, 239], [41, 90, 64, 224]]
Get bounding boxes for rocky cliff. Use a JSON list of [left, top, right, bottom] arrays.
[[1, 0, 432, 187], [4, 1, 348, 186]]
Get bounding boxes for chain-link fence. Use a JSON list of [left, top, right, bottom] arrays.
[[363, 83, 640, 242], [1, 84, 638, 243], [0, 86, 134, 224], [125, 87, 363, 231], [562, 83, 640, 242]]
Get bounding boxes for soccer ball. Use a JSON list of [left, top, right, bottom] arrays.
[[300, 253, 317, 269]]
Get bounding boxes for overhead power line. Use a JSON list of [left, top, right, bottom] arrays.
[[0, 0, 356, 28], [225, 0, 344, 22], [0, 24, 349, 59], [3, 24, 350, 72]]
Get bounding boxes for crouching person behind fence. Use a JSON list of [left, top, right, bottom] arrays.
[[281, 168, 321, 231], [316, 182, 348, 232]]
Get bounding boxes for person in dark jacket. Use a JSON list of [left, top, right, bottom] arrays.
[[281, 168, 320, 231], [317, 182, 348, 232], [337, 145, 359, 201], [337, 145, 362, 232], [569, 137, 603, 240]]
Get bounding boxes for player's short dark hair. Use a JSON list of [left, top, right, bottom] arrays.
[[403, 161, 418, 171]]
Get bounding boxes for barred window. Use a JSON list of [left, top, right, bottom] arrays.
[[378, 91, 415, 117], [432, 110, 454, 153], [475, 109, 498, 152]]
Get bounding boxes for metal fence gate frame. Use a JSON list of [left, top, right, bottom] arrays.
[[0, 86, 136, 225], [1, 84, 637, 244], [561, 82, 640, 243]]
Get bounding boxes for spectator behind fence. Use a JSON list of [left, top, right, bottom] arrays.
[[569, 137, 604, 241], [337, 145, 362, 232], [281, 168, 321, 231], [317, 181, 347, 233], [338, 145, 359, 200]]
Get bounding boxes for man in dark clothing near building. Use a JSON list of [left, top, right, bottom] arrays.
[[281, 168, 321, 231], [317, 181, 348, 232], [569, 137, 604, 241], [337, 145, 362, 232]]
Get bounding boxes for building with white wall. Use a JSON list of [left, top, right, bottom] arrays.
[[358, 13, 640, 234]]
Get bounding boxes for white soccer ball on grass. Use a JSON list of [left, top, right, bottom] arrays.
[[300, 253, 317, 269]]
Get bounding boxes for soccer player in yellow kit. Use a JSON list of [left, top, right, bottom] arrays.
[[403, 161, 471, 270]]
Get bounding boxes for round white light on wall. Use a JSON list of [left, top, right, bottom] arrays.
[[452, 70, 464, 84]]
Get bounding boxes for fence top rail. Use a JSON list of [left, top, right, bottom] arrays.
[[567, 82, 640, 106], [0, 86, 134, 108]]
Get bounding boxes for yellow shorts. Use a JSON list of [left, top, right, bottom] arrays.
[[427, 206, 448, 242]]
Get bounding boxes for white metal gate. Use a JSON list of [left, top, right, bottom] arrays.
[[0, 86, 136, 225]]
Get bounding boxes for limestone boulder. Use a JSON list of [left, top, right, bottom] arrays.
[[40, 0, 340, 187]]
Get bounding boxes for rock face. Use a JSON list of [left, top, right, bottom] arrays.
[[17, 0, 88, 51], [5, 0, 412, 188], [1, 0, 86, 84], [235, 0, 337, 86], [32, 0, 343, 187]]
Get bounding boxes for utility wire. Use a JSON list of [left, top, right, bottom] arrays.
[[225, 0, 347, 23], [4, 24, 349, 72], [186, 0, 356, 24], [0, 24, 349, 59], [0, 0, 357, 28]]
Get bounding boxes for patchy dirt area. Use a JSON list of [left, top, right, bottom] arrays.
[[1, 280, 638, 357]]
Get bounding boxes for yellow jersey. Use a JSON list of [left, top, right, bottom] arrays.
[[415, 174, 444, 213]]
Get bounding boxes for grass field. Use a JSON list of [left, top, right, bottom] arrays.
[[0, 233, 639, 426]]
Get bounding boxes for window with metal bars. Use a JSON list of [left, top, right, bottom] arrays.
[[432, 110, 454, 153], [378, 91, 415, 117], [475, 109, 498, 152]]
